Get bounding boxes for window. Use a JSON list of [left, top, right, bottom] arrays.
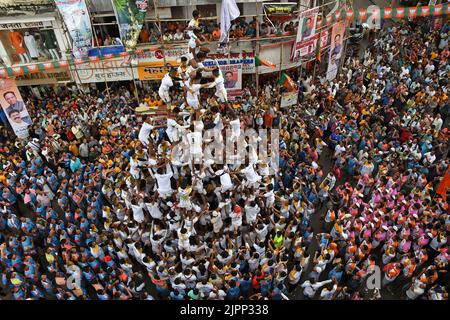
[[171, 6, 185, 19], [197, 4, 217, 18]]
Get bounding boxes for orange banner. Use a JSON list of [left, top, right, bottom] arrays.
[[436, 168, 450, 201]]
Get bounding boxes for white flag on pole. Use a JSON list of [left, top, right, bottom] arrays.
[[219, 0, 241, 44]]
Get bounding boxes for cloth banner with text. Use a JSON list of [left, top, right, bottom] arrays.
[[55, 0, 93, 59], [111, 0, 149, 50]]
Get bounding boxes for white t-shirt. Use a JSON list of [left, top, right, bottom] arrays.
[[186, 82, 202, 102], [187, 131, 203, 155], [230, 211, 242, 227], [138, 122, 153, 145], [220, 172, 233, 190], [160, 73, 174, 92], [210, 74, 226, 92], [211, 213, 223, 233], [188, 34, 198, 49], [155, 172, 173, 193], [166, 118, 181, 143], [229, 118, 241, 137], [241, 164, 261, 183], [145, 202, 163, 220], [245, 204, 260, 224]]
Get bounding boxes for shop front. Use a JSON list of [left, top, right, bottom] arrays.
[[0, 13, 69, 66]]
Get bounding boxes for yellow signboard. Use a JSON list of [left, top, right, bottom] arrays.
[[137, 62, 177, 81]]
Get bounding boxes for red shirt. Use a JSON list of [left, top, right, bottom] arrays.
[[252, 272, 265, 289], [263, 113, 273, 128], [399, 128, 412, 143]]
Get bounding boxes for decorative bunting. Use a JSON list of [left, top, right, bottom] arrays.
[[383, 8, 393, 19], [346, 10, 354, 21], [26, 65, 38, 73], [43, 63, 54, 70], [316, 17, 323, 28], [11, 66, 24, 76], [358, 9, 367, 21], [0, 68, 7, 78], [408, 7, 417, 18], [58, 60, 69, 68], [395, 7, 405, 19], [421, 6, 430, 16], [434, 4, 443, 15], [0, 4, 448, 79]]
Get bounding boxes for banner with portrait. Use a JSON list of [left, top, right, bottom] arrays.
[[292, 7, 319, 60], [326, 21, 345, 82], [111, 0, 149, 51], [201, 58, 242, 100], [55, 0, 93, 59], [217, 62, 242, 101], [0, 78, 32, 139], [295, 33, 320, 58]]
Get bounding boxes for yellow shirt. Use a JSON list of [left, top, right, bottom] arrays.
[[45, 253, 55, 264], [69, 144, 79, 156], [0, 174, 6, 185]]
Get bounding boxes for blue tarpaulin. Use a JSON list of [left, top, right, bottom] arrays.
[[88, 46, 125, 57]]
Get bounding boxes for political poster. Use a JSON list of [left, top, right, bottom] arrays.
[[320, 28, 331, 50], [292, 7, 320, 60], [211, 61, 242, 100], [295, 34, 320, 58], [203, 57, 242, 100], [55, 0, 93, 59], [0, 78, 31, 138], [326, 21, 345, 82], [111, 0, 149, 50], [280, 90, 298, 108]]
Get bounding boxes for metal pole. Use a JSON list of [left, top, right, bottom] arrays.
[[255, 0, 260, 96], [300, 59, 304, 80], [86, 0, 110, 99], [129, 61, 140, 104], [339, 22, 350, 76], [155, 0, 167, 68], [278, 43, 283, 97]]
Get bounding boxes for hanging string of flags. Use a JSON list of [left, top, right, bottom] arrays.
[[0, 4, 448, 79]]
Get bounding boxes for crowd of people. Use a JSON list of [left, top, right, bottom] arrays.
[[0, 16, 449, 301], [95, 11, 298, 46]]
